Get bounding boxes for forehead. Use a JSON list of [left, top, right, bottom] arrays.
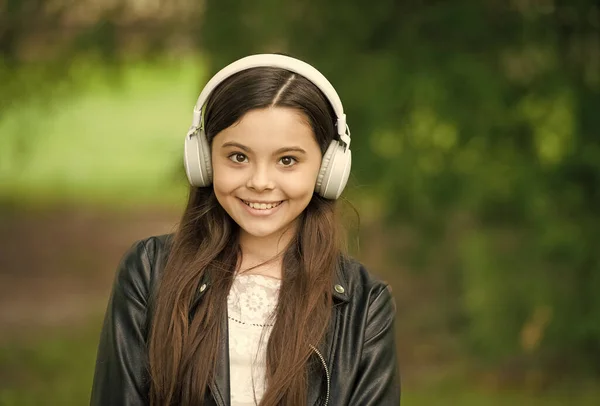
[[214, 107, 317, 148]]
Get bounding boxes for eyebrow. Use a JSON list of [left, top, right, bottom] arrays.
[[221, 142, 307, 155], [221, 141, 251, 152]]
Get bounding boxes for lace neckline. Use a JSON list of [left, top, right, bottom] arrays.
[[235, 272, 281, 283], [227, 272, 281, 328]]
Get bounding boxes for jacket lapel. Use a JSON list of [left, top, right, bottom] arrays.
[[307, 275, 349, 406], [209, 308, 231, 406], [192, 274, 231, 406]]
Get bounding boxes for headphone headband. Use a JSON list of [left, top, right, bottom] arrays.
[[184, 54, 352, 199], [189, 54, 350, 146]]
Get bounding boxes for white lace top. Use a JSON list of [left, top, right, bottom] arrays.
[[227, 274, 281, 406]]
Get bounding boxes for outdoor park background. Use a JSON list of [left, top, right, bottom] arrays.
[[1, 0, 599, 404]]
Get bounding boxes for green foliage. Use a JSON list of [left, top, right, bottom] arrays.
[[0, 59, 202, 207], [2, 0, 599, 381], [201, 0, 600, 372]]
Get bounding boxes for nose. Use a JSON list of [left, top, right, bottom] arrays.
[[246, 163, 275, 192]]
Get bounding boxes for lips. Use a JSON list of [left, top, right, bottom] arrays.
[[241, 200, 283, 210]]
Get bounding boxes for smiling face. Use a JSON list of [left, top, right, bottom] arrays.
[[211, 107, 323, 244]]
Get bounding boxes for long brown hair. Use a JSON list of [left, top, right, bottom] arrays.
[[148, 66, 343, 405]]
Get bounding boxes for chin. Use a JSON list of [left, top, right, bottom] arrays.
[[240, 225, 283, 239]]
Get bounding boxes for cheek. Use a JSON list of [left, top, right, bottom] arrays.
[[284, 168, 320, 198], [213, 172, 239, 197], [212, 160, 242, 191]]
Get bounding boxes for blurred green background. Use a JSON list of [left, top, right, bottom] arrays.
[[1, 0, 599, 405]]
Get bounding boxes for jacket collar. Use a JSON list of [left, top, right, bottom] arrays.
[[193, 257, 353, 307], [332, 260, 351, 302]]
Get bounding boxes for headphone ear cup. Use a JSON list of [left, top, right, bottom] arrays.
[[199, 130, 213, 183], [315, 140, 352, 199], [184, 129, 213, 187], [315, 141, 336, 197]]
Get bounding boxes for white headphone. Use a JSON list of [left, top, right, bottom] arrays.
[[183, 54, 352, 199]]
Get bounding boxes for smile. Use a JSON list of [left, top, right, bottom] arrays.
[[241, 200, 283, 210]]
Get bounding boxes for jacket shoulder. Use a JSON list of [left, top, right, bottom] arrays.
[[113, 234, 174, 302], [337, 255, 391, 301], [139, 233, 174, 264], [138, 233, 173, 252], [90, 234, 173, 405]]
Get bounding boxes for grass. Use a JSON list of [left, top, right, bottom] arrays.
[[0, 317, 103, 406], [404, 390, 599, 405], [0, 319, 597, 406]]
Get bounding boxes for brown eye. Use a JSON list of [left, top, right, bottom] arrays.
[[279, 156, 297, 167], [229, 153, 248, 163]]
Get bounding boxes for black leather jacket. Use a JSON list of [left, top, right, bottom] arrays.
[[90, 234, 400, 405]]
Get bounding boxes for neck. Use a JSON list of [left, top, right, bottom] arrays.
[[238, 224, 297, 279]]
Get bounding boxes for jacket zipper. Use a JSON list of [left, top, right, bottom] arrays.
[[212, 344, 329, 406], [309, 344, 330, 406]]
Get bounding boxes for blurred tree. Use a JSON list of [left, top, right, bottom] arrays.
[[0, 0, 203, 160], [200, 0, 600, 376], [0, 0, 202, 115], [2, 0, 599, 381]]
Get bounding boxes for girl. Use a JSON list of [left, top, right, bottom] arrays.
[[90, 54, 400, 406]]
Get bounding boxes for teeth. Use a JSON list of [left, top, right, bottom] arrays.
[[244, 201, 281, 210]]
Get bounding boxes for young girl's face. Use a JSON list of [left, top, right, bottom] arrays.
[[211, 107, 322, 241]]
